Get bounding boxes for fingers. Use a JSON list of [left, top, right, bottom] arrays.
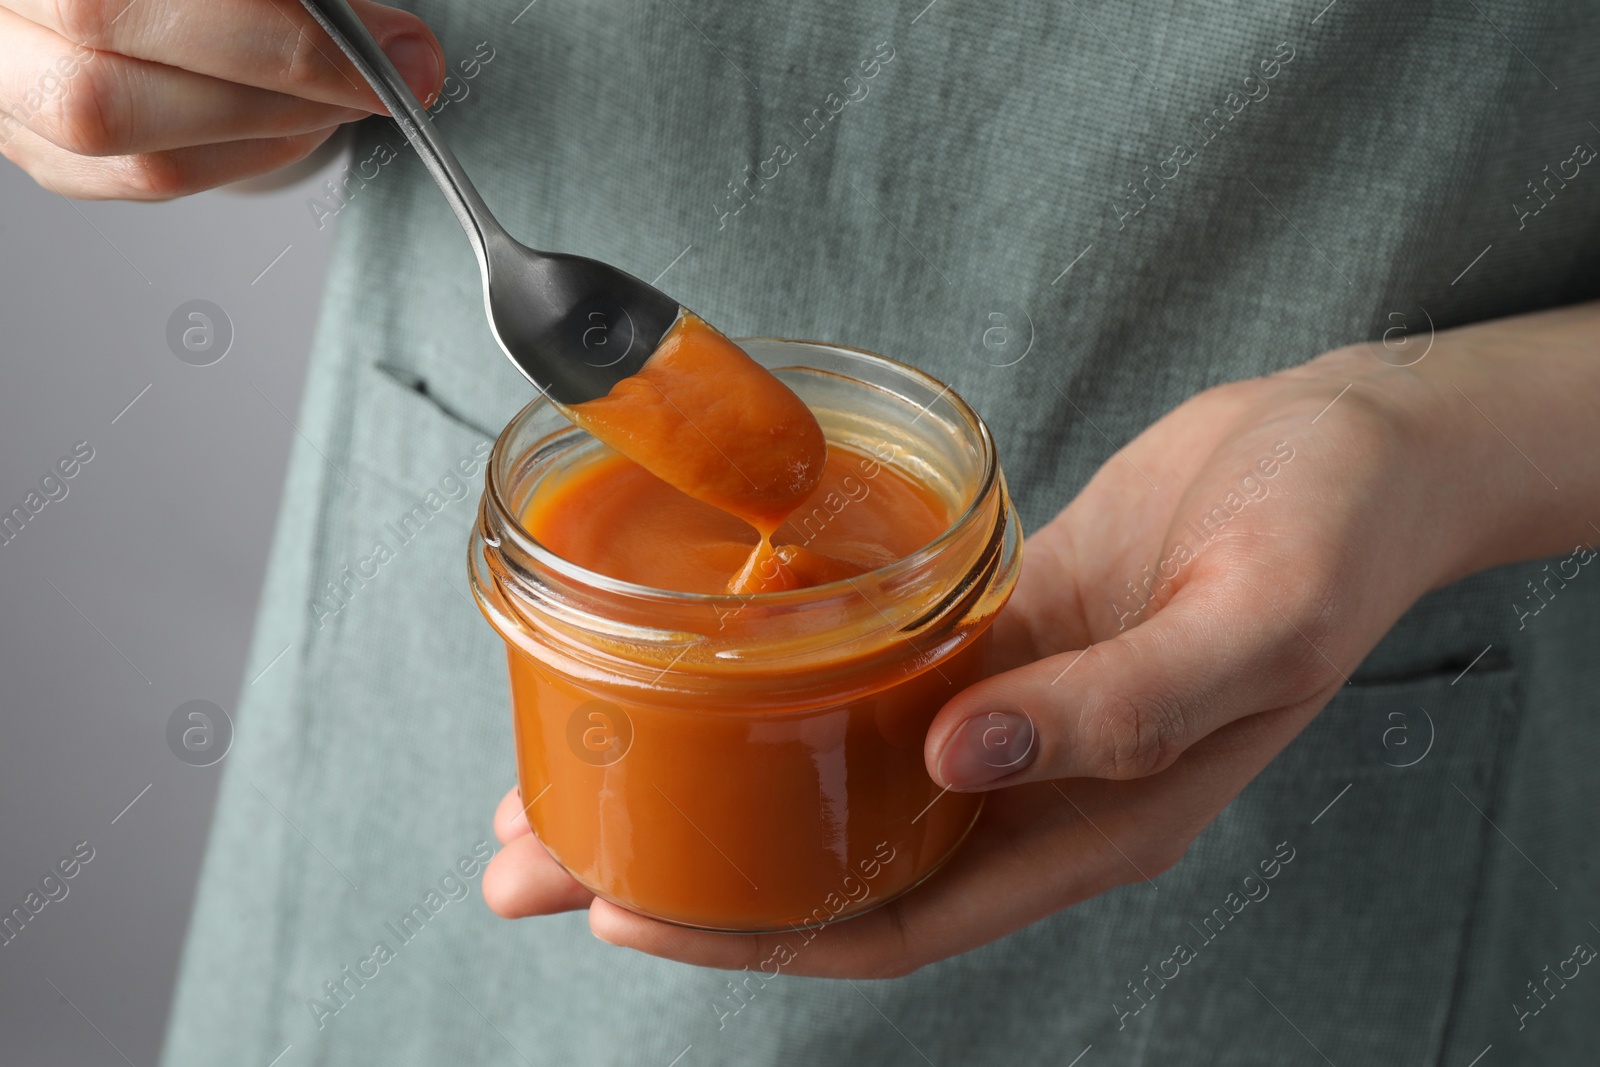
[[586, 784, 1088, 978], [1, 8, 370, 156], [926, 565, 1344, 789], [481, 832, 595, 919], [2, 0, 444, 112], [492, 784, 533, 845], [485, 784, 592, 918], [0, 0, 443, 196], [0, 120, 340, 198], [589, 706, 1312, 979]]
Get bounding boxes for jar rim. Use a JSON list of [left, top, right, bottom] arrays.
[[480, 337, 1001, 609]]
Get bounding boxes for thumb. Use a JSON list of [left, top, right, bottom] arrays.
[[924, 581, 1337, 789]]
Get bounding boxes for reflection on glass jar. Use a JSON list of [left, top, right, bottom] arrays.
[[470, 339, 1022, 932]]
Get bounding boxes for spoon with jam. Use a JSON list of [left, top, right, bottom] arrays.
[[299, 0, 857, 593]]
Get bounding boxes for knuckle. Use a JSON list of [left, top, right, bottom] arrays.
[[1331, 384, 1416, 451], [1273, 637, 1329, 696], [279, 24, 341, 98], [48, 62, 121, 156], [54, 0, 116, 49], [1091, 686, 1186, 779], [1213, 558, 1347, 701], [1266, 583, 1344, 693], [118, 152, 190, 200]]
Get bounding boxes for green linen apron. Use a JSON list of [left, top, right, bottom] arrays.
[[162, 1, 1600, 1063]]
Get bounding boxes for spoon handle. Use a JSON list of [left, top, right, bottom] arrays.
[[296, 0, 511, 262]]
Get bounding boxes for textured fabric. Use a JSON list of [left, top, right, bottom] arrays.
[[162, 1, 1600, 1064]]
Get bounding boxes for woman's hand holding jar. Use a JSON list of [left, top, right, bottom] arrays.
[[484, 301, 1600, 978]]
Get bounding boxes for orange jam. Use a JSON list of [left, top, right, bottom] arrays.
[[568, 312, 830, 592], [504, 624, 992, 930], [520, 444, 948, 595], [472, 337, 1021, 931]]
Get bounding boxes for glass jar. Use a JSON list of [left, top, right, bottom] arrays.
[[469, 339, 1022, 933]]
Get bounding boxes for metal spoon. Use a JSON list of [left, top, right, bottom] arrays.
[[297, 0, 683, 405]]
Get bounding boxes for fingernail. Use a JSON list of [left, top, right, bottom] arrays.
[[384, 35, 442, 102], [937, 708, 1036, 789]]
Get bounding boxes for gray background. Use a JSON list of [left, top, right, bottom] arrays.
[[0, 143, 346, 1065]]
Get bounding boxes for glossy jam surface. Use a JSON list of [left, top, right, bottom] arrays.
[[567, 312, 826, 535], [521, 444, 949, 595], [507, 635, 990, 931]]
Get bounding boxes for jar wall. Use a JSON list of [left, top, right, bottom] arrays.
[[508, 630, 995, 931]]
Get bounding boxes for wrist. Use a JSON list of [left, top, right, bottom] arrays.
[[1403, 349, 1510, 589], [1387, 303, 1600, 583], [1300, 343, 1488, 594]]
